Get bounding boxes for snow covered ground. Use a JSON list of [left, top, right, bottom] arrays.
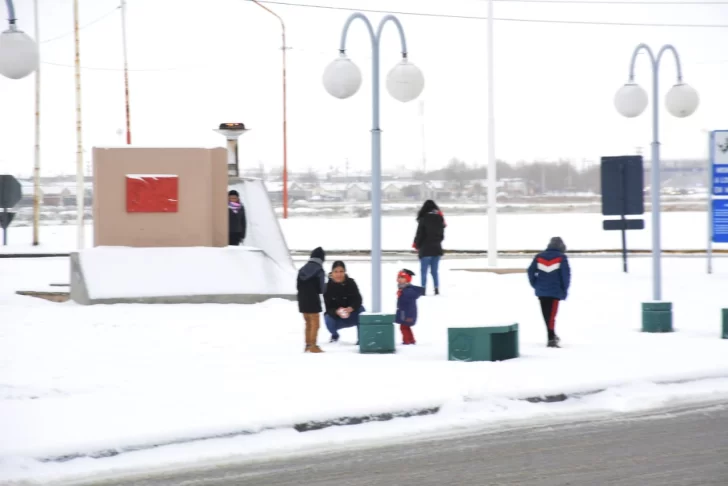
[[1, 255, 728, 483], [0, 210, 723, 254]]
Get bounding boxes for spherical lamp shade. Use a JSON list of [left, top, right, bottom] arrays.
[[386, 59, 425, 103], [0, 29, 40, 80], [614, 83, 648, 118], [322, 55, 362, 100], [665, 83, 699, 118]]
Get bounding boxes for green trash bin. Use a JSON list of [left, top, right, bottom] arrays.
[[448, 324, 519, 362], [359, 313, 396, 354], [722, 309, 728, 339], [641, 302, 673, 333]]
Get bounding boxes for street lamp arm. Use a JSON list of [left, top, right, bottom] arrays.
[[375, 15, 409, 58], [250, 0, 285, 34], [338, 12, 376, 54], [4, 0, 17, 26], [627, 43, 684, 83], [627, 43, 656, 81], [656, 44, 684, 82]]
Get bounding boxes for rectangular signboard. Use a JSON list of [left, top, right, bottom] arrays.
[[600, 156, 644, 216], [713, 199, 728, 244], [603, 219, 645, 231], [711, 130, 728, 196]]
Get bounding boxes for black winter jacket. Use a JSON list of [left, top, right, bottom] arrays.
[[413, 211, 445, 258], [324, 276, 363, 318], [228, 204, 247, 239], [297, 248, 326, 313]]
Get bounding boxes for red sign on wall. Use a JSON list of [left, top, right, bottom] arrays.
[[126, 175, 179, 213]]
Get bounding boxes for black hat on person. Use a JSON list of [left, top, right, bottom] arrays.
[[310, 247, 326, 261]]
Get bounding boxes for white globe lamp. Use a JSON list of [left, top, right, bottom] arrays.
[[665, 83, 699, 118], [614, 83, 648, 118], [0, 28, 39, 80], [385, 59, 424, 103], [322, 54, 362, 100]]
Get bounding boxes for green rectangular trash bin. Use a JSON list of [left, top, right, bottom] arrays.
[[448, 324, 519, 362], [359, 313, 396, 354], [722, 309, 728, 339], [641, 302, 673, 333]]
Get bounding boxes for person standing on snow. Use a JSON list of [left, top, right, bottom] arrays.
[[412, 199, 446, 295], [228, 189, 247, 246], [527, 236, 571, 348], [297, 247, 327, 353]]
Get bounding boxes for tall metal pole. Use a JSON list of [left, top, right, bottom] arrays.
[[250, 1, 289, 218], [486, 0, 497, 266], [120, 0, 131, 145], [338, 12, 409, 313], [32, 0, 41, 246], [73, 0, 84, 249], [627, 43, 685, 301], [419, 99, 426, 199]]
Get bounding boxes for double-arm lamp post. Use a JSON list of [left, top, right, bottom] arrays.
[[321, 12, 425, 313], [613, 43, 699, 301]]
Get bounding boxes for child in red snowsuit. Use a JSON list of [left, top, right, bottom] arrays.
[[395, 269, 425, 345]]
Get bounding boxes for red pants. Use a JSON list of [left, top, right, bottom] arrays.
[[400, 324, 416, 345]]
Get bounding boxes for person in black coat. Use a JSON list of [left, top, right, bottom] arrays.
[[412, 200, 446, 295], [228, 190, 247, 246], [297, 247, 326, 353], [323, 261, 365, 344]]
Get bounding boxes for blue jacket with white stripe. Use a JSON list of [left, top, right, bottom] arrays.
[[527, 248, 571, 300]]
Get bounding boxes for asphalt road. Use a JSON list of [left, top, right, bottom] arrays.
[[66, 401, 728, 486]]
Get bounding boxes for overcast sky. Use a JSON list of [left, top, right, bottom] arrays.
[[1, 0, 727, 176]]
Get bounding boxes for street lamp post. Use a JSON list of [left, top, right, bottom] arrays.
[[0, 0, 39, 79], [614, 43, 699, 301], [322, 12, 424, 312], [249, 0, 290, 218]]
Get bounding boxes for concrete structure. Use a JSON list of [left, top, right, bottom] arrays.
[[92, 147, 228, 247], [70, 147, 296, 305]]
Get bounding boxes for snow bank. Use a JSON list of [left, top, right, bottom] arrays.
[[71, 246, 296, 303]]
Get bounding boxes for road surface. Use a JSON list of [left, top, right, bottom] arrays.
[[66, 401, 728, 486]]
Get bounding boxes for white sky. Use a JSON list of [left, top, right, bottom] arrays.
[[1, 0, 727, 176]]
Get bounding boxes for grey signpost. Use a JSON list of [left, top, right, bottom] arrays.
[[601, 156, 645, 273], [0, 174, 22, 245], [707, 130, 728, 274]]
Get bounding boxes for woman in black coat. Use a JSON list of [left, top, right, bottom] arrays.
[[412, 199, 446, 295], [323, 261, 365, 343]]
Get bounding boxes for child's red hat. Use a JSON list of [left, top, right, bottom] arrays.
[[398, 268, 415, 282]]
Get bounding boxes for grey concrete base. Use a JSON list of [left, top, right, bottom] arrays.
[[70, 252, 295, 305]]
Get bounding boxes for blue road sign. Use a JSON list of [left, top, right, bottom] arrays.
[[711, 130, 728, 196], [712, 199, 728, 243]]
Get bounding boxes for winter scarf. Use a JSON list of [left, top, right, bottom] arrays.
[[229, 201, 242, 214]]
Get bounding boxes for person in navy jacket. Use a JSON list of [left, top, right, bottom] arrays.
[[395, 269, 425, 345], [527, 237, 571, 348]]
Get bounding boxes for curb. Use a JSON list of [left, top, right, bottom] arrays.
[[36, 373, 728, 464]]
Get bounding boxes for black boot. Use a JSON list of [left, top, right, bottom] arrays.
[[547, 339, 560, 348], [434, 288, 439, 295]]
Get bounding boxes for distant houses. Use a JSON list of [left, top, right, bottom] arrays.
[[14, 177, 529, 209]]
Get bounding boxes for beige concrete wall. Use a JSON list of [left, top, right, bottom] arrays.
[[93, 147, 228, 248]]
